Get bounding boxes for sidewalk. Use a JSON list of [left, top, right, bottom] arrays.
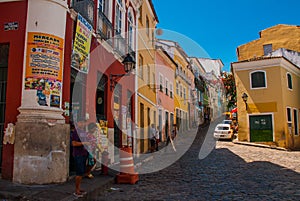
[[232, 139, 289, 151], [0, 127, 200, 201]]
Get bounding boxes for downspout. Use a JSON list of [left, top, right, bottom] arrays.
[[134, 2, 141, 156]]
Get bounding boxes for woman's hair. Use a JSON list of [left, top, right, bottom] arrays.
[[88, 122, 97, 131]]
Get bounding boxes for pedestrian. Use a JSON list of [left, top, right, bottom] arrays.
[[71, 119, 89, 198], [150, 124, 156, 152], [85, 122, 98, 179], [155, 126, 160, 151], [166, 129, 171, 146]]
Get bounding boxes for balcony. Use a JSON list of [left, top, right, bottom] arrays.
[[72, 0, 94, 26], [175, 69, 192, 85], [97, 10, 113, 42], [113, 34, 126, 56]]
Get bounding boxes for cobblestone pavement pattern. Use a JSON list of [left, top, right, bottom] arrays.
[[87, 124, 300, 201]]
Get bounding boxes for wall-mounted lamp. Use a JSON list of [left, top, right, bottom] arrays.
[[110, 53, 135, 91], [242, 92, 248, 110]]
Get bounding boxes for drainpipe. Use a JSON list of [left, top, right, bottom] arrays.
[[134, 1, 141, 156]]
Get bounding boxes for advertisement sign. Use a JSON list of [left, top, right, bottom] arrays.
[[24, 32, 64, 108], [71, 13, 92, 73]]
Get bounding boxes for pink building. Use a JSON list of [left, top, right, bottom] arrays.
[[155, 47, 176, 141]]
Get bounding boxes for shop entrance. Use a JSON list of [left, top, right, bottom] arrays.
[[96, 72, 107, 121], [0, 43, 9, 173], [249, 114, 273, 142], [113, 84, 122, 157]]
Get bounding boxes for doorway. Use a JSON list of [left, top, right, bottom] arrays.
[[96, 72, 107, 121], [113, 84, 122, 156], [140, 103, 144, 153], [249, 114, 273, 142], [165, 111, 169, 140], [0, 43, 9, 173]]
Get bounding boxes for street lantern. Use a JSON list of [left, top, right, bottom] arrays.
[[242, 93, 248, 110], [122, 53, 136, 73], [110, 53, 135, 91]]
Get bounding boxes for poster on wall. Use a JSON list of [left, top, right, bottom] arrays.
[[71, 13, 92, 73], [97, 120, 108, 150], [24, 32, 64, 108]]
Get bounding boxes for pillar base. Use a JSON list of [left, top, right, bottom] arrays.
[[13, 108, 69, 184]]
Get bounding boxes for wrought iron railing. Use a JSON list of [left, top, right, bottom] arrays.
[[72, 0, 94, 26], [97, 10, 113, 42]]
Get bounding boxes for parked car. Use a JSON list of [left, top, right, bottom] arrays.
[[222, 119, 233, 126], [213, 124, 234, 140]]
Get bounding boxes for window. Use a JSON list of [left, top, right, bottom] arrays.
[[250, 71, 266, 89], [159, 74, 163, 91], [176, 81, 179, 94], [139, 55, 143, 79], [152, 72, 155, 90], [98, 0, 109, 16], [165, 79, 169, 95], [183, 87, 186, 100], [115, 0, 123, 34], [146, 16, 149, 37], [287, 73, 293, 90], [170, 83, 173, 98], [287, 107, 292, 122], [128, 11, 134, 50], [263, 44, 272, 56], [139, 6, 142, 23], [180, 84, 183, 97], [294, 109, 298, 135], [147, 65, 150, 85]]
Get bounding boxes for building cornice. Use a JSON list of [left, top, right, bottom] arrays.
[[232, 57, 300, 77]]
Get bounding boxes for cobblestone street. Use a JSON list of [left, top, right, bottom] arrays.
[[87, 124, 300, 201]]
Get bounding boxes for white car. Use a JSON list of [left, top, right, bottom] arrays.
[[213, 124, 234, 140]]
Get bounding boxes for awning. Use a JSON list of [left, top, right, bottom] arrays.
[[231, 107, 237, 113]]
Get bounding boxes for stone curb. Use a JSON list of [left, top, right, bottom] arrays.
[[232, 140, 289, 151]]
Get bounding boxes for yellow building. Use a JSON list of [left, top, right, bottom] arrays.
[[233, 24, 300, 149], [237, 24, 300, 61], [232, 52, 300, 149], [156, 39, 191, 133], [136, 0, 158, 154]]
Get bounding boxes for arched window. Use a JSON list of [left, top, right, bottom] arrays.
[[115, 0, 123, 34], [287, 73, 293, 90], [128, 10, 134, 50], [250, 71, 267, 89]]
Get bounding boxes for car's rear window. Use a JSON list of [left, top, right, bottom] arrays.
[[217, 126, 229, 130]]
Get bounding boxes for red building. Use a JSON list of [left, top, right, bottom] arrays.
[[0, 0, 137, 184]]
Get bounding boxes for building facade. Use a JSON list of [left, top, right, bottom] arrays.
[[155, 47, 176, 141], [136, 0, 158, 154], [232, 53, 300, 149], [0, 0, 138, 183], [237, 24, 300, 61], [233, 24, 300, 149]]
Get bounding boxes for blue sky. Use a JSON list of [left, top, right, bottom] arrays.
[[152, 0, 300, 71]]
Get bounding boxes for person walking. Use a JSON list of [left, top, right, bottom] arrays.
[[155, 126, 160, 151], [71, 119, 89, 198], [150, 124, 156, 153], [85, 122, 98, 179]]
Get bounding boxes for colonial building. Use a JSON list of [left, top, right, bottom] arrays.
[[237, 24, 300, 61], [189, 57, 207, 125], [156, 39, 192, 133], [155, 46, 176, 141], [0, 0, 139, 183], [232, 49, 300, 149], [233, 24, 300, 149], [136, 0, 158, 154], [197, 58, 225, 121]]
